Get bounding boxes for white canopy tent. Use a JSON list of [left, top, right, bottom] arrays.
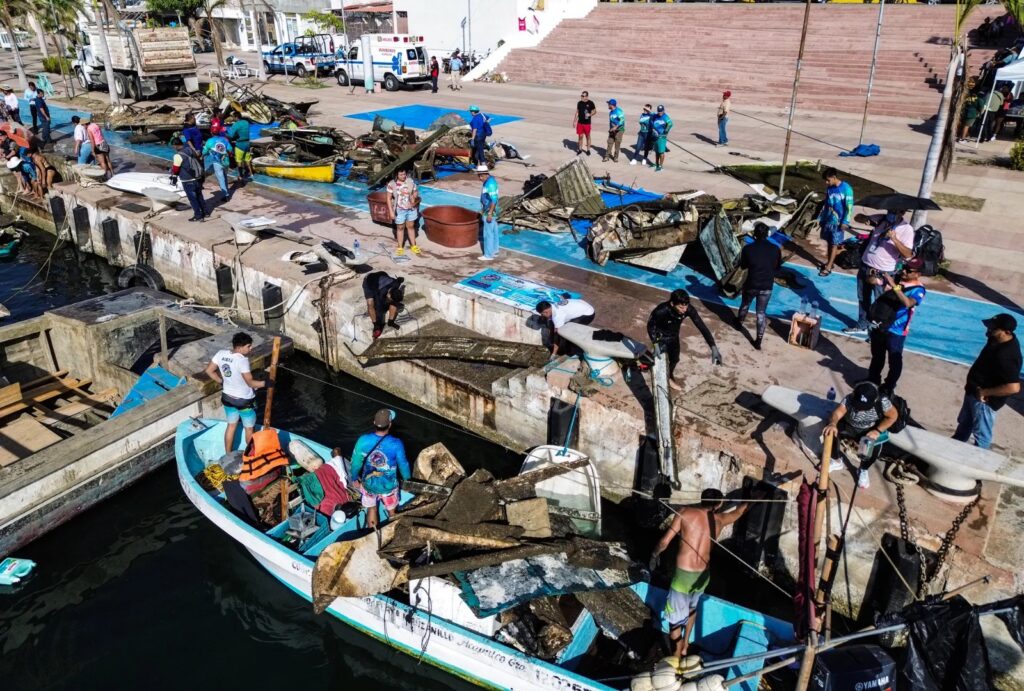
[[975, 50, 1024, 145]]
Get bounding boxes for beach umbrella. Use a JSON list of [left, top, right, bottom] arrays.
[[856, 192, 942, 211]]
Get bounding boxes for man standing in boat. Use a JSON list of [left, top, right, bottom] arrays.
[[205, 332, 269, 454], [649, 489, 754, 663], [350, 408, 410, 529]]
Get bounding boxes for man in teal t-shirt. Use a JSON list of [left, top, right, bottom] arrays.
[[477, 165, 499, 261], [650, 105, 673, 171], [226, 114, 252, 182], [349, 408, 410, 528], [604, 98, 626, 163]]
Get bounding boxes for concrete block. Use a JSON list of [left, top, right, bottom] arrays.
[[506, 498, 552, 538]]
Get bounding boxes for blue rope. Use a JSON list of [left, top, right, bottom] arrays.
[[562, 391, 581, 456]]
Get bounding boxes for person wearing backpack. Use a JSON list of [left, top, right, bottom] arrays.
[[202, 130, 233, 203], [349, 408, 410, 528], [844, 208, 914, 335], [823, 381, 900, 489], [469, 105, 491, 167], [867, 257, 926, 393], [170, 136, 207, 222]]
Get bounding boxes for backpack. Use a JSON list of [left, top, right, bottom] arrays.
[[178, 143, 205, 182], [875, 394, 910, 435], [913, 225, 944, 277], [482, 115, 493, 138], [836, 237, 865, 270], [867, 289, 905, 332]]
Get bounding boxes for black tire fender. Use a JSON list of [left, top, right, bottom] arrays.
[[117, 264, 165, 291]]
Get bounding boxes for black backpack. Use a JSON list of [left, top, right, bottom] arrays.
[[876, 394, 910, 434], [913, 225, 944, 277], [836, 237, 865, 270], [867, 289, 905, 332], [523, 174, 548, 198]]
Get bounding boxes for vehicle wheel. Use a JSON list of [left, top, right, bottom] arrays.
[[294, 63, 307, 78], [192, 42, 201, 54], [335, 69, 349, 87], [263, 60, 271, 75], [117, 264, 165, 291], [383, 73, 399, 91], [76, 67, 89, 91], [126, 76, 141, 100], [113, 73, 128, 99]]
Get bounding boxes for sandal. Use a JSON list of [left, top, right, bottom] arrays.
[[818, 267, 832, 277], [395, 247, 405, 256], [410, 245, 421, 255]]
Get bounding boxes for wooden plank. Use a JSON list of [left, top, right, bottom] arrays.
[[0, 416, 63, 466], [0, 382, 22, 408], [31, 388, 118, 425], [0, 377, 94, 419]]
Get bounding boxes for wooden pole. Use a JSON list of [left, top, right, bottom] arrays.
[[263, 336, 281, 427], [778, 0, 813, 196], [158, 314, 169, 367]]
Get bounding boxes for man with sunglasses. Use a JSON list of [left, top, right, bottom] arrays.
[[573, 90, 596, 155]]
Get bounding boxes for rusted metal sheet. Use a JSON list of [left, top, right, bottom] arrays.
[[355, 336, 549, 368], [366, 126, 450, 187]]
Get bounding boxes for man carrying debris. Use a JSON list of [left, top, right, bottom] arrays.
[[647, 289, 721, 390], [535, 298, 595, 357], [650, 489, 754, 662], [350, 408, 410, 528], [205, 331, 269, 455], [362, 271, 405, 339], [386, 169, 421, 256], [603, 98, 625, 163], [477, 164, 499, 260], [650, 105, 673, 172]]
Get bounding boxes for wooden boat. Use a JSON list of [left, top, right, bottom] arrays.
[[252, 156, 336, 183], [520, 445, 602, 538], [176, 418, 794, 691]]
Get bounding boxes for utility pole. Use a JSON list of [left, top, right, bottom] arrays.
[[467, 0, 472, 63], [778, 0, 812, 197], [858, 0, 886, 147], [91, 0, 120, 105], [913, 49, 963, 229]]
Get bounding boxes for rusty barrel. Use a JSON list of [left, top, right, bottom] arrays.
[[422, 205, 481, 248]]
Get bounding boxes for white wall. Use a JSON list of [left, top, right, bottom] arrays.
[[393, 0, 534, 58]]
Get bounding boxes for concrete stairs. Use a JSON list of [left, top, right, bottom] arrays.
[[345, 289, 443, 347], [496, 4, 1003, 119]]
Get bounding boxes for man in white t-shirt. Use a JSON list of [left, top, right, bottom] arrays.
[[536, 298, 596, 356], [844, 210, 915, 335], [204, 332, 268, 453], [71, 115, 93, 164]]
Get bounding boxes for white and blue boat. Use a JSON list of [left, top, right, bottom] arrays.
[[176, 418, 794, 691]]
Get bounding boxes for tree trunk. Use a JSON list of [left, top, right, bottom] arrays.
[[1, 7, 29, 91], [29, 14, 49, 59], [205, 13, 225, 76], [90, 0, 121, 105]]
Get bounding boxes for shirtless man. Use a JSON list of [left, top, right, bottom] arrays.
[[649, 489, 754, 661]]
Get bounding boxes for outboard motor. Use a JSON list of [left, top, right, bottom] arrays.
[[810, 645, 896, 691]]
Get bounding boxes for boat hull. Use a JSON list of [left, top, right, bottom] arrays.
[[252, 159, 335, 183]]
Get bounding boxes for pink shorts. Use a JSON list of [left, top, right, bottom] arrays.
[[576, 123, 592, 136], [359, 486, 400, 511]]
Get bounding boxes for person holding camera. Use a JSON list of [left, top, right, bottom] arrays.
[[867, 257, 926, 393], [844, 208, 914, 336]]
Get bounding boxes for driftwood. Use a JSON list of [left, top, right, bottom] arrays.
[[413, 442, 466, 485], [493, 458, 590, 501]]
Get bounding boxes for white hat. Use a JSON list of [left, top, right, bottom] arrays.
[[474, 164, 489, 173], [6, 157, 22, 170]]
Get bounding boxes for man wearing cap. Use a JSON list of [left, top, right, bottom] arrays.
[[824, 381, 899, 488], [350, 409, 410, 528], [867, 257, 926, 393], [717, 91, 731, 146], [2, 86, 20, 124], [535, 297, 595, 357], [953, 315, 1021, 449], [843, 207, 914, 331], [469, 105, 488, 167], [362, 270, 405, 339], [650, 105, 673, 172], [604, 99, 625, 163], [573, 90, 596, 155], [477, 164, 499, 260]]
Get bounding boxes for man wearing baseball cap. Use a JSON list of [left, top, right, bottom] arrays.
[[468, 105, 489, 167], [867, 256, 926, 393], [603, 98, 625, 163], [349, 408, 410, 528], [953, 314, 1021, 449], [650, 105, 673, 172]]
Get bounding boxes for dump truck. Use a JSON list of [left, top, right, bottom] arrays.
[[73, 23, 199, 100]]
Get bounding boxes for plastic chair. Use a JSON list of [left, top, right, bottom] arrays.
[[413, 146, 437, 182], [35, 74, 56, 97]]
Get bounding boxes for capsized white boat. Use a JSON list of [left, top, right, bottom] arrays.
[[105, 172, 186, 198], [521, 445, 602, 538], [176, 419, 793, 691]]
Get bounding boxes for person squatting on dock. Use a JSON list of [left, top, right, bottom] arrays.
[[735, 222, 781, 351], [535, 298, 595, 358], [647, 289, 721, 391], [363, 271, 406, 340], [649, 489, 754, 662], [823, 381, 900, 489], [205, 332, 270, 454], [349, 408, 410, 529], [953, 314, 1022, 450]]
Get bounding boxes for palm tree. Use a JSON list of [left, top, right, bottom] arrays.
[[2, 0, 32, 90]]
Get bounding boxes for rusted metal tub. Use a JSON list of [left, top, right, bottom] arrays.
[[422, 205, 481, 248], [367, 191, 392, 225]]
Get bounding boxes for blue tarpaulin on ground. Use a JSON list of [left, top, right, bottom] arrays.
[[345, 105, 522, 130], [839, 144, 881, 157]]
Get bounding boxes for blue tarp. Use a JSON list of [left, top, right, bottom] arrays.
[[345, 104, 521, 130]]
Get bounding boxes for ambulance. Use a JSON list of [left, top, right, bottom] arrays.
[[332, 34, 431, 91]]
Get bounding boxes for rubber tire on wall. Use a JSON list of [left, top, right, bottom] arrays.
[[383, 73, 399, 91], [117, 264, 165, 291], [335, 69, 349, 86]]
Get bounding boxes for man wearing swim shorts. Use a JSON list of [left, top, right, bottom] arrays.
[[205, 332, 269, 454], [349, 408, 411, 528], [650, 488, 755, 661]]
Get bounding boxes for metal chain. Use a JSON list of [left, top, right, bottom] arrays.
[[926, 493, 981, 588], [894, 482, 929, 596]]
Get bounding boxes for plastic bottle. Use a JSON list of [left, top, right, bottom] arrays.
[[810, 301, 820, 321], [353, 239, 361, 258], [857, 436, 874, 457], [827, 386, 836, 402], [800, 297, 809, 316]]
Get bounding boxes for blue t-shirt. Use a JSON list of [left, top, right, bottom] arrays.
[[609, 106, 625, 131], [226, 120, 250, 151], [470, 112, 487, 139], [651, 112, 672, 136], [888, 283, 926, 336], [183, 125, 203, 152], [820, 181, 854, 229], [480, 175, 499, 214], [638, 112, 651, 134], [349, 433, 410, 496], [450, 57, 463, 71]]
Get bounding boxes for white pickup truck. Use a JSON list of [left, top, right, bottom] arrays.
[[73, 24, 199, 100]]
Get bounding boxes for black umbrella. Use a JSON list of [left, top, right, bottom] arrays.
[[855, 193, 942, 211]]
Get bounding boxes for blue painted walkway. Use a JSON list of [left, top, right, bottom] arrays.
[[36, 103, 1017, 369]]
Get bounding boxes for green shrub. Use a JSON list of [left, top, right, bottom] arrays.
[[42, 56, 72, 75], [1011, 139, 1024, 172]]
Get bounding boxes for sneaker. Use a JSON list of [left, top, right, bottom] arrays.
[[858, 469, 871, 489], [410, 245, 421, 255], [753, 337, 762, 351], [395, 247, 405, 256], [601, 157, 609, 162], [655, 165, 663, 172], [387, 319, 401, 331], [478, 255, 493, 261], [644, 160, 652, 167], [842, 326, 867, 335], [829, 459, 845, 473], [629, 159, 637, 166]]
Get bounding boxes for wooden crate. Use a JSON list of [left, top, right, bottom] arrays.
[[788, 313, 821, 350]]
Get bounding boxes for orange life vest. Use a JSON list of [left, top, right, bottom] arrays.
[[239, 428, 289, 482]]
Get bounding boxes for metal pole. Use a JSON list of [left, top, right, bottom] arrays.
[[858, 0, 885, 147], [912, 49, 963, 228], [778, 0, 813, 197], [467, 0, 472, 64]]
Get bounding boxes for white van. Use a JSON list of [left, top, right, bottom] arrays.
[[333, 34, 430, 91]]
